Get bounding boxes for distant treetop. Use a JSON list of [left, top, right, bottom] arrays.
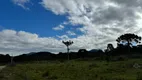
[[116, 33, 141, 47]]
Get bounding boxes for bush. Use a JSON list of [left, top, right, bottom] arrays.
[[136, 72, 142, 80], [115, 56, 128, 61]]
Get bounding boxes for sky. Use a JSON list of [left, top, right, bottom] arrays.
[[0, 0, 142, 56]]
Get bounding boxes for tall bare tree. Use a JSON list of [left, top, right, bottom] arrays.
[[62, 40, 73, 60]]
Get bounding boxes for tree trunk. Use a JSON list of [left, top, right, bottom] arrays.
[[11, 56, 13, 64], [128, 41, 130, 53], [67, 46, 70, 60]]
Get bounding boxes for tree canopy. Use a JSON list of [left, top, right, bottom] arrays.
[[62, 40, 73, 47], [116, 33, 141, 47]]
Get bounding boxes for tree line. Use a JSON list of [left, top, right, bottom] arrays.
[[0, 33, 142, 63]]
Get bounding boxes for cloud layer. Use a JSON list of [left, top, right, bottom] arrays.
[[0, 30, 65, 55], [40, 0, 142, 48], [0, 30, 104, 56], [6, 0, 142, 55]]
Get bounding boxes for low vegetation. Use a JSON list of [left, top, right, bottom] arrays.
[[0, 58, 142, 80]]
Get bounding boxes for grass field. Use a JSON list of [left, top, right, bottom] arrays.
[[0, 58, 142, 80]]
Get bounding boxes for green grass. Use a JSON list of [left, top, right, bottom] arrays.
[[0, 59, 142, 80]]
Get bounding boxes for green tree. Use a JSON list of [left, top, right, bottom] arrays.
[[116, 33, 141, 47]]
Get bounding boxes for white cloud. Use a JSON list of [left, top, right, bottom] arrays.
[[0, 30, 66, 56], [52, 25, 64, 30], [0, 29, 110, 56], [66, 31, 76, 36], [12, 0, 31, 10], [41, 0, 142, 50], [57, 35, 69, 40]]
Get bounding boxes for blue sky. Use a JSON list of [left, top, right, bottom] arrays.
[[0, 0, 142, 55], [0, 0, 76, 37]]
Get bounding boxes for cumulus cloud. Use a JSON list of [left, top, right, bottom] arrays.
[[12, 0, 31, 10], [66, 31, 76, 36], [41, 0, 142, 50], [52, 25, 64, 30], [57, 35, 69, 40], [0, 30, 66, 55], [0, 29, 112, 56]]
